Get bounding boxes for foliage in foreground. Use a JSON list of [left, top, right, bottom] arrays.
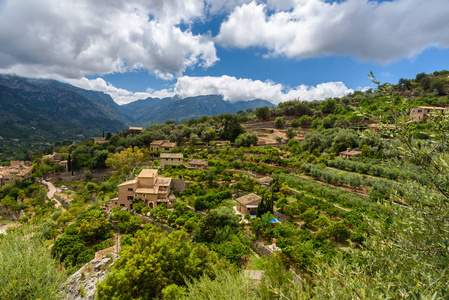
[[0, 225, 65, 300], [180, 254, 306, 300], [96, 225, 229, 299]]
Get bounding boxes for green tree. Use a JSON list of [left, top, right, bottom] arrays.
[[274, 116, 284, 128], [97, 226, 226, 299], [291, 118, 300, 127], [194, 206, 240, 243], [328, 221, 350, 242], [234, 132, 258, 147], [255, 106, 270, 120], [286, 127, 296, 140], [92, 149, 109, 169], [77, 211, 111, 242], [57, 211, 74, 225], [189, 133, 200, 146], [105, 146, 150, 179], [300, 208, 318, 226]]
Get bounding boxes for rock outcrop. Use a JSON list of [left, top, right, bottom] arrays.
[[63, 253, 118, 300]]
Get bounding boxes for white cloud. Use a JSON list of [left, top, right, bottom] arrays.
[[173, 75, 354, 104], [68, 75, 354, 105], [67, 77, 155, 105], [0, 0, 217, 79], [217, 0, 449, 63]]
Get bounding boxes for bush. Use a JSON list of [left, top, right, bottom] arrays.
[[0, 225, 65, 299], [328, 221, 350, 242], [291, 119, 300, 127], [274, 117, 285, 128]]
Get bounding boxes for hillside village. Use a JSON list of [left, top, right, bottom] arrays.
[[1, 71, 449, 299]]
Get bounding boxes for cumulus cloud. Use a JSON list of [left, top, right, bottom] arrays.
[[67, 77, 155, 105], [0, 0, 217, 79], [174, 75, 354, 104], [68, 75, 354, 105], [217, 0, 449, 63]]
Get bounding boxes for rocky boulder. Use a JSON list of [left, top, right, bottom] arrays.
[[63, 253, 118, 300]]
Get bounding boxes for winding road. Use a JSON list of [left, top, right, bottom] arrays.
[[42, 180, 62, 208]]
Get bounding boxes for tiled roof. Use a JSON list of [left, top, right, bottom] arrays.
[[160, 153, 183, 159], [118, 179, 137, 187], [156, 177, 171, 185], [414, 106, 446, 110], [188, 159, 208, 165], [138, 169, 158, 178], [135, 187, 157, 194], [150, 140, 170, 146], [235, 193, 261, 206]]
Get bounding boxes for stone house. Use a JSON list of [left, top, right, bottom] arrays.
[[187, 159, 208, 170], [122, 127, 143, 137], [94, 137, 108, 144], [410, 106, 447, 121], [339, 148, 362, 159], [160, 153, 184, 169], [42, 153, 69, 171], [150, 140, 177, 152], [235, 193, 262, 215], [110, 169, 176, 210]]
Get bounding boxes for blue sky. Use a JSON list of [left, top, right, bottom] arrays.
[[0, 0, 448, 105]]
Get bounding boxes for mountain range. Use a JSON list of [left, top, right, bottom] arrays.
[[0, 75, 274, 141]]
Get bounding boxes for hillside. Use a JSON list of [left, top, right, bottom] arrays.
[[0, 75, 274, 161], [119, 95, 274, 125], [0, 75, 126, 140]]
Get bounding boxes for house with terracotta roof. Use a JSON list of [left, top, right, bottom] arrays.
[[235, 193, 262, 215], [0, 161, 32, 186], [160, 153, 184, 169], [110, 169, 176, 210]]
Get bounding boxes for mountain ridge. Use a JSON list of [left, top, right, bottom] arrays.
[[0, 75, 274, 140]]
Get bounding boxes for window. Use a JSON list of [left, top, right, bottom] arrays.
[[115, 201, 117, 205], [128, 188, 133, 191], [418, 110, 422, 113], [143, 194, 146, 197], [130, 204, 133, 209], [127, 196, 133, 201], [120, 204, 125, 207]]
